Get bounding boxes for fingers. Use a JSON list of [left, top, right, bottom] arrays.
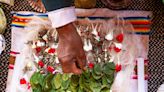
[[59, 55, 82, 74], [76, 55, 86, 71]]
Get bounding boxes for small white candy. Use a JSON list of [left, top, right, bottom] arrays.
[[114, 42, 122, 49], [98, 57, 101, 63], [55, 57, 60, 64], [83, 39, 92, 51], [36, 40, 45, 47], [105, 32, 113, 41]]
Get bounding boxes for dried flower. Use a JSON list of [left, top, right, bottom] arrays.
[[88, 62, 94, 69], [115, 64, 122, 72], [35, 47, 42, 53], [48, 48, 56, 53], [47, 66, 55, 73], [116, 33, 124, 43], [20, 78, 27, 85], [38, 60, 44, 68]]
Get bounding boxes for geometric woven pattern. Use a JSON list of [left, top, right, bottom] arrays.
[[0, 0, 164, 92]]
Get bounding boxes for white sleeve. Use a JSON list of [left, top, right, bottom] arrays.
[[47, 7, 77, 28]]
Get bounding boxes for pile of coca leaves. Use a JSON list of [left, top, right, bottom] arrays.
[[28, 23, 125, 92]]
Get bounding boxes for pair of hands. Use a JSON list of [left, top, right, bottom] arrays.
[[57, 23, 86, 74]]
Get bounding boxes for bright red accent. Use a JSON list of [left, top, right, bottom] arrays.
[[115, 64, 122, 72], [47, 66, 54, 73], [20, 78, 27, 85], [88, 63, 94, 69], [27, 83, 31, 89], [48, 48, 56, 53], [114, 46, 121, 52], [38, 61, 44, 68], [35, 47, 42, 53], [116, 33, 124, 43], [10, 51, 20, 55], [9, 64, 14, 69]]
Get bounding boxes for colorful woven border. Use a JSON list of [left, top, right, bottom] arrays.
[[11, 13, 48, 28]]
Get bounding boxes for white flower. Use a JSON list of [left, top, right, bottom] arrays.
[[83, 39, 92, 51]]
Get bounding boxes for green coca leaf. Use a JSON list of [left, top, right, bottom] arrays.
[[102, 76, 108, 86], [43, 73, 53, 91], [108, 62, 115, 70], [83, 69, 90, 79], [30, 72, 42, 88], [79, 75, 85, 89], [93, 64, 102, 75], [61, 79, 71, 90], [52, 73, 62, 89], [103, 63, 115, 75], [62, 73, 70, 81], [70, 75, 79, 87], [70, 85, 78, 92], [32, 85, 42, 92], [92, 71, 102, 80]]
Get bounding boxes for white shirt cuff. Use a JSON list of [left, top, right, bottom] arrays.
[[47, 7, 77, 28]]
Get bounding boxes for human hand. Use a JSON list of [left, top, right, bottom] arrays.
[[57, 23, 86, 74]]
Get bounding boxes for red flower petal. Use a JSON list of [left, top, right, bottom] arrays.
[[27, 83, 31, 89], [38, 61, 44, 68], [114, 46, 121, 52], [20, 78, 27, 85], [48, 48, 56, 53], [35, 47, 42, 53], [116, 33, 124, 43], [88, 63, 94, 69], [115, 64, 122, 72], [47, 66, 54, 73]]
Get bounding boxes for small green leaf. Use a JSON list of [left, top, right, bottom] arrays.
[[102, 76, 108, 85], [70, 85, 78, 92], [70, 75, 79, 87], [79, 75, 85, 89], [90, 81, 101, 92], [103, 63, 114, 75], [92, 71, 102, 80], [93, 86, 101, 92], [78, 87, 84, 92], [30, 72, 40, 86], [43, 73, 54, 91], [106, 74, 114, 84], [39, 73, 45, 87], [101, 87, 110, 92], [83, 69, 90, 79], [61, 79, 71, 90], [83, 82, 92, 92], [94, 64, 102, 75], [32, 85, 42, 92], [108, 62, 115, 70], [49, 89, 56, 92], [52, 73, 62, 89], [62, 73, 69, 81]]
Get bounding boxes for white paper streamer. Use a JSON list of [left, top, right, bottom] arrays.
[[137, 58, 145, 92]]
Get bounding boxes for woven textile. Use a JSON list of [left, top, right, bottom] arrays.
[[0, 0, 164, 92]]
